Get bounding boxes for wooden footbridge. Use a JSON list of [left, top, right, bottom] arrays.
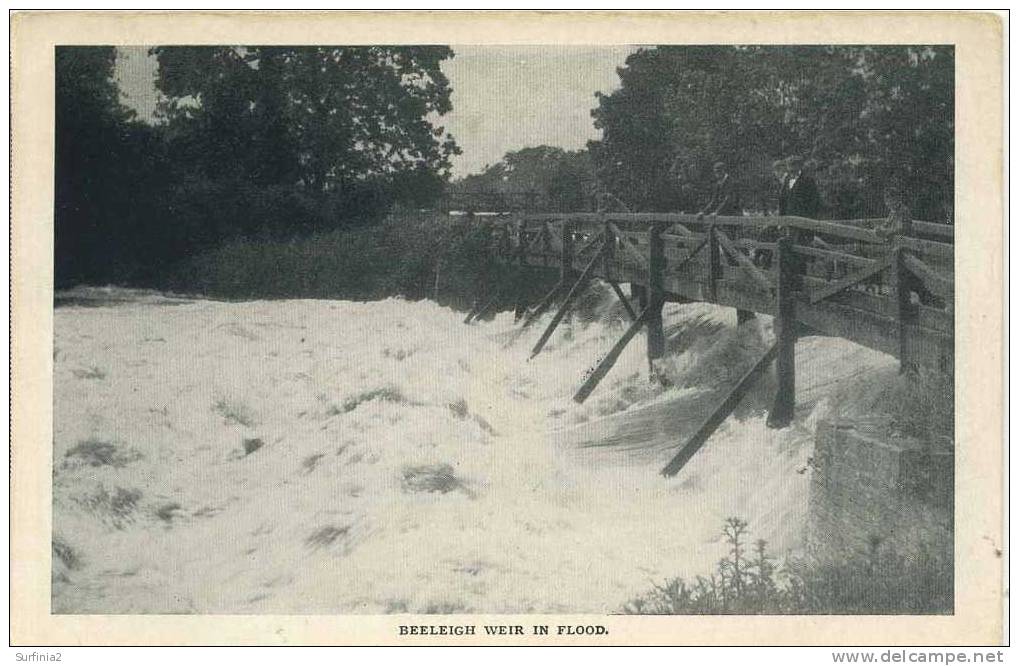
[[463, 212, 954, 477]]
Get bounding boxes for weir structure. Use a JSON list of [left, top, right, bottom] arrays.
[[463, 212, 954, 477]]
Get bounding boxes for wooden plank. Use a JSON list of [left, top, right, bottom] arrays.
[[901, 251, 955, 299], [647, 223, 667, 367], [912, 220, 954, 241], [714, 228, 774, 294], [666, 235, 709, 275], [767, 237, 796, 429], [898, 235, 955, 261], [808, 255, 894, 305], [529, 242, 606, 359], [793, 243, 877, 269], [608, 221, 650, 267], [573, 231, 605, 258], [661, 342, 779, 477], [518, 280, 565, 330], [573, 305, 649, 403], [520, 212, 949, 247]]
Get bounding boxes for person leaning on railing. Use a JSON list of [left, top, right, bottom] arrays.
[[754, 155, 822, 269], [874, 186, 914, 241]]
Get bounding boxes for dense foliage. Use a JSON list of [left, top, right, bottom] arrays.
[[589, 46, 954, 220], [447, 146, 597, 212], [55, 45, 953, 291], [55, 46, 459, 287]]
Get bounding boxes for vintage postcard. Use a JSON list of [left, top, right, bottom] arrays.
[[10, 10, 1005, 646]]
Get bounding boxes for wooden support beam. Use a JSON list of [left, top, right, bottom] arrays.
[[715, 227, 774, 294], [667, 235, 709, 275], [901, 251, 954, 299], [889, 245, 914, 374], [808, 255, 893, 305], [518, 280, 564, 330], [529, 241, 606, 359], [793, 243, 878, 269], [646, 222, 667, 371], [607, 221, 650, 267], [573, 231, 605, 261], [560, 220, 575, 283], [513, 219, 530, 321], [573, 305, 650, 403], [767, 236, 797, 429], [609, 281, 639, 322], [630, 283, 648, 311], [601, 213, 614, 281], [662, 342, 780, 477], [707, 224, 720, 301]]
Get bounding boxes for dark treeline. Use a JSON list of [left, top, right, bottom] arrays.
[[55, 46, 459, 288], [449, 46, 953, 221], [588, 45, 954, 220], [56, 45, 952, 291]]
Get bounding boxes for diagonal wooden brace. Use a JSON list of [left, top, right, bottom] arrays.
[[808, 254, 893, 305], [661, 342, 779, 477], [609, 281, 639, 322], [518, 280, 565, 330], [668, 235, 709, 275], [573, 305, 650, 403], [714, 228, 774, 294], [529, 241, 607, 359], [901, 252, 954, 300]]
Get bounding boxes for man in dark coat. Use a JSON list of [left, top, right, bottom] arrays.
[[777, 156, 821, 218], [754, 156, 822, 269], [698, 161, 741, 217]]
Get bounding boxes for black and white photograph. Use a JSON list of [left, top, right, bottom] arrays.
[[10, 9, 1005, 648]]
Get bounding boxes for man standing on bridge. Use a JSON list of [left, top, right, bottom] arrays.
[[697, 161, 741, 218], [777, 155, 822, 219], [697, 160, 755, 325]]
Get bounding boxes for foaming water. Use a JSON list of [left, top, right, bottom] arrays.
[[52, 285, 895, 613]]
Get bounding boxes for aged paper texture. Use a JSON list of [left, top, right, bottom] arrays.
[[11, 10, 1004, 645]]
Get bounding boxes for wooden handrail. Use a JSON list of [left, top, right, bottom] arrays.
[[503, 211, 955, 249]]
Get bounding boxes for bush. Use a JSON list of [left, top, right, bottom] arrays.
[[162, 211, 554, 311], [623, 518, 952, 615]]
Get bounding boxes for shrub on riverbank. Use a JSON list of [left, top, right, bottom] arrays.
[[162, 211, 553, 311], [623, 517, 952, 615]]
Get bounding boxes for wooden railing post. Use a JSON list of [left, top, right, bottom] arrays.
[[707, 223, 720, 302], [560, 219, 574, 282], [601, 213, 614, 281], [646, 221, 667, 373], [889, 243, 915, 374], [767, 234, 796, 429], [513, 218, 528, 321]]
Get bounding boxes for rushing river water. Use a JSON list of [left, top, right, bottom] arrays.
[[51, 285, 893, 613]]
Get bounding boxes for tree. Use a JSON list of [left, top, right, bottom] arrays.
[[55, 47, 169, 286], [588, 46, 954, 220], [450, 146, 596, 212], [151, 46, 460, 203]]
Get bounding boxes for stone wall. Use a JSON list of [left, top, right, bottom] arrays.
[[807, 418, 954, 566]]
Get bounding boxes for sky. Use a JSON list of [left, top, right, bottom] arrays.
[[114, 45, 636, 178]]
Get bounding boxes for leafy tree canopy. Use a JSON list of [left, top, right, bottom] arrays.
[[450, 145, 596, 212], [151, 46, 461, 193], [589, 45, 953, 220]]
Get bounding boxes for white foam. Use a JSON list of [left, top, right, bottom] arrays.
[[52, 288, 895, 613]]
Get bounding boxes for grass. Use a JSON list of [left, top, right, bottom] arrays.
[[623, 518, 952, 615]]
